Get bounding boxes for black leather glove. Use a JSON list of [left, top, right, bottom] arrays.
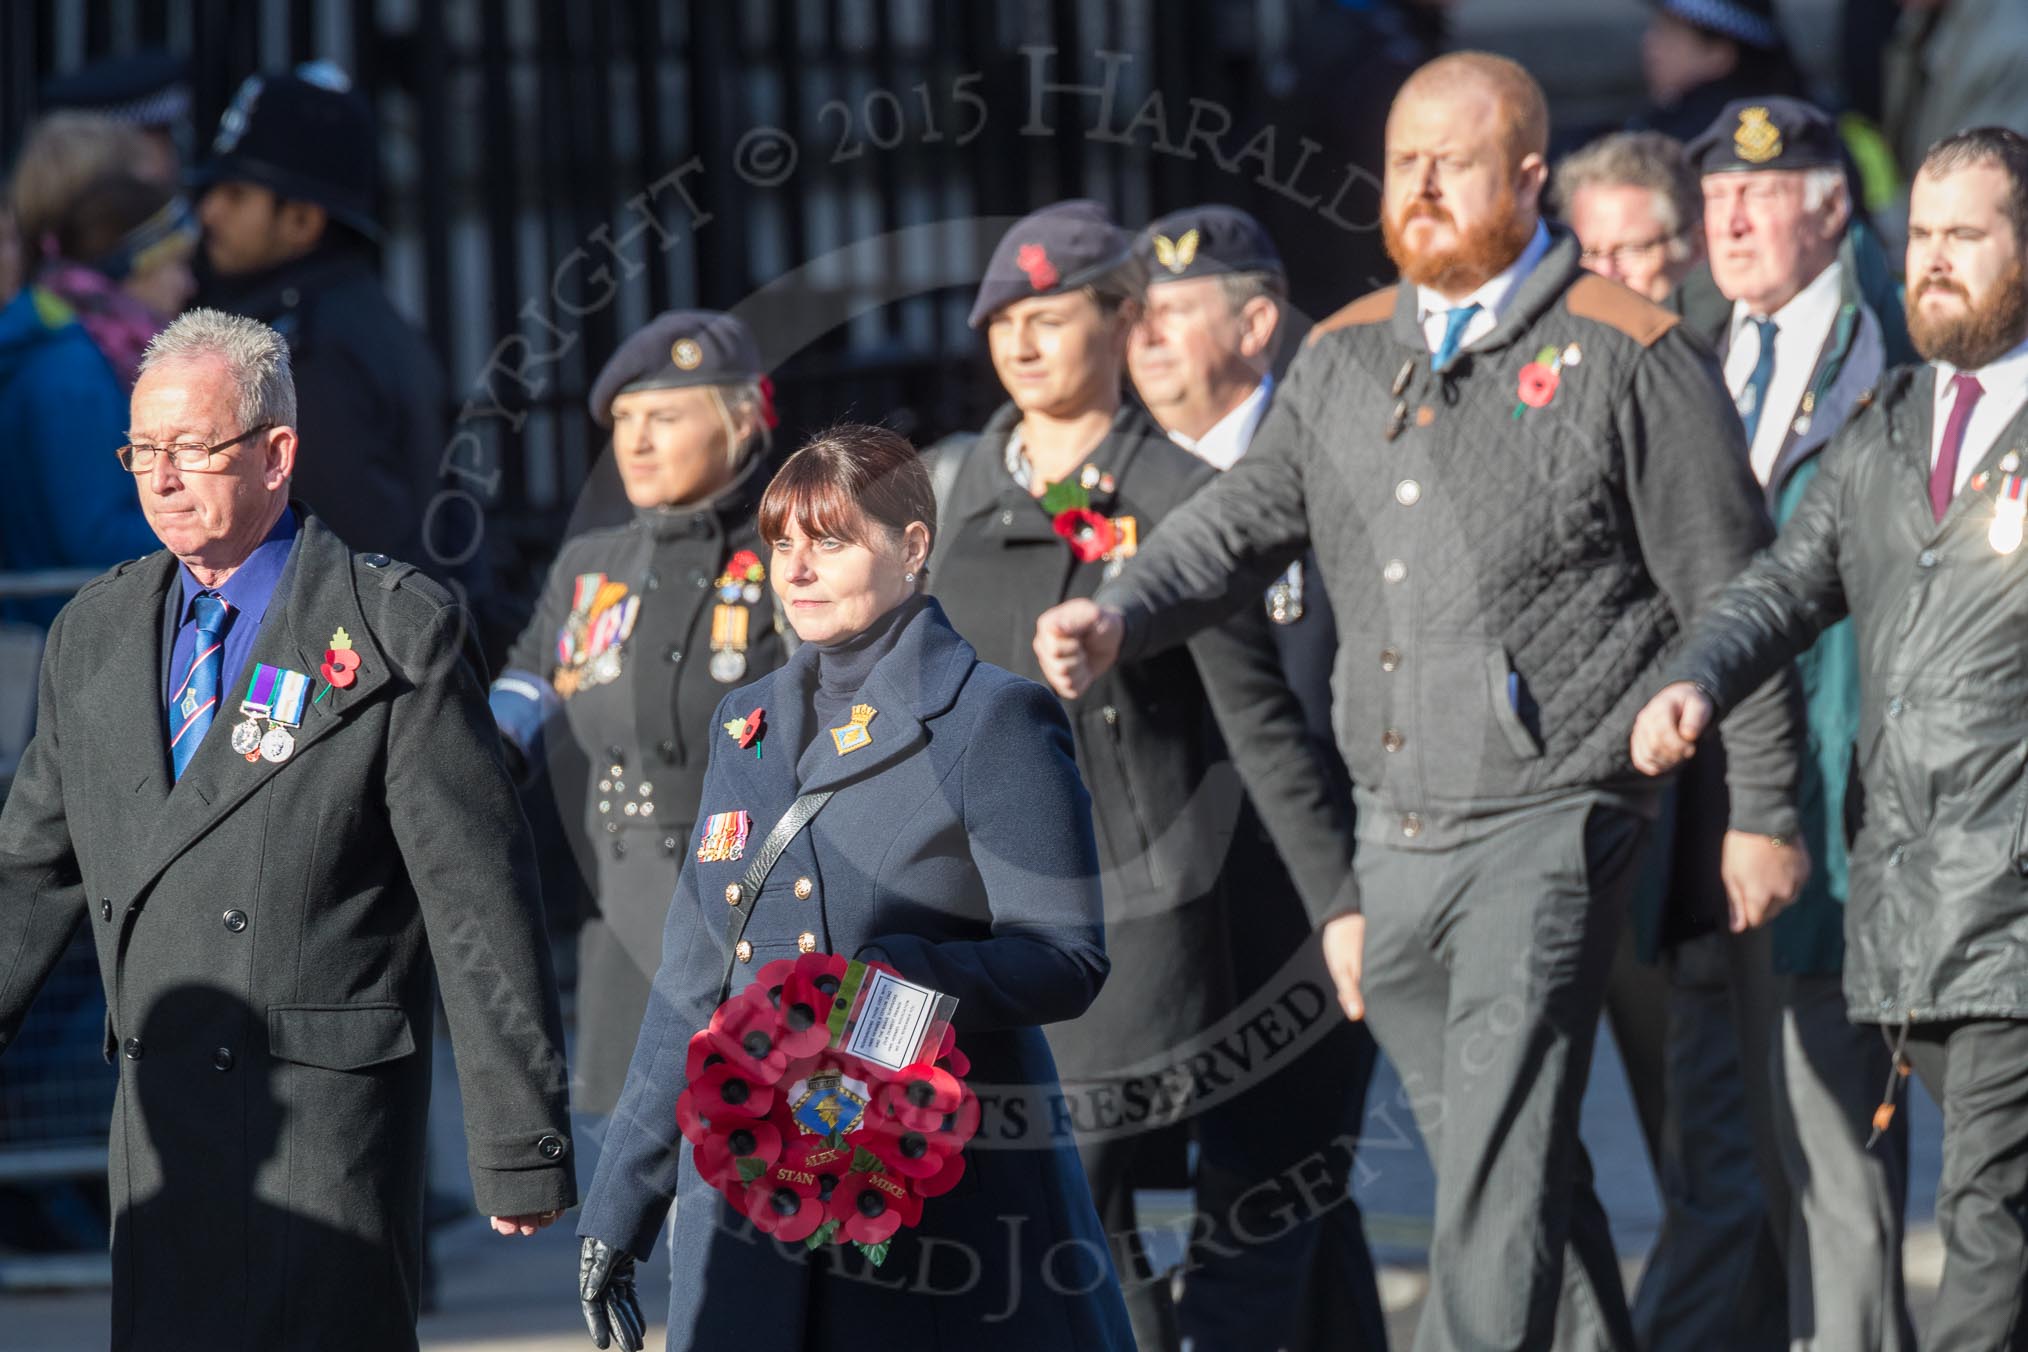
[[579, 1236, 646, 1351]]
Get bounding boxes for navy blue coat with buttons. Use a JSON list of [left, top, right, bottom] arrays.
[[577, 598, 1133, 1350]]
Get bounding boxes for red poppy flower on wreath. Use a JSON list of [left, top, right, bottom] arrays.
[[1516, 361, 1560, 409], [696, 1116, 782, 1186], [708, 992, 790, 1082], [877, 1064, 963, 1133], [747, 1164, 829, 1242], [692, 1058, 775, 1120], [685, 1028, 730, 1083], [750, 958, 799, 1008], [913, 1147, 967, 1199], [776, 971, 836, 1058], [828, 1169, 919, 1245], [933, 1025, 971, 1079], [860, 1114, 954, 1181], [1053, 507, 1116, 563]]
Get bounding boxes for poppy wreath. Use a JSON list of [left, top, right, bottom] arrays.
[[674, 952, 976, 1266]]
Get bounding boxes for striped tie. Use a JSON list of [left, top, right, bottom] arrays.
[[169, 594, 230, 780]]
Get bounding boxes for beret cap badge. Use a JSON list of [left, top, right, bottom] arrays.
[[672, 337, 704, 370], [1734, 106, 1782, 164], [1152, 229, 1200, 275]]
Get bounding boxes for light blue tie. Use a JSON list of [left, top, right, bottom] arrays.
[[1737, 316, 1778, 445], [169, 594, 229, 780], [1431, 303, 1480, 374]]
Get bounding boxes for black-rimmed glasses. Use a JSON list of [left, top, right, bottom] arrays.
[[116, 424, 274, 473]]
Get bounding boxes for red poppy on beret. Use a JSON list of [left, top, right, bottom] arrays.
[[693, 1059, 776, 1121], [696, 1116, 782, 1185], [877, 1064, 963, 1133], [828, 1169, 918, 1245], [1052, 508, 1115, 564], [1517, 361, 1560, 409], [708, 992, 789, 1083], [1015, 243, 1059, 291]]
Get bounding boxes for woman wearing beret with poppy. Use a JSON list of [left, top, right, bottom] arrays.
[[923, 200, 1351, 1351], [573, 424, 1133, 1350], [490, 310, 790, 1117]]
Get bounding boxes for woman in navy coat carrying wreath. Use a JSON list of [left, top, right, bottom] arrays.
[[572, 424, 1133, 1351]]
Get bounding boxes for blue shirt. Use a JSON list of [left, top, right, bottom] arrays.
[[163, 509, 301, 712]]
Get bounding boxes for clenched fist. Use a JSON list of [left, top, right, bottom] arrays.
[[1033, 599, 1126, 699], [1630, 681, 1715, 776]]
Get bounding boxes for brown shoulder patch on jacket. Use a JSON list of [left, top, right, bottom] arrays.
[[1307, 286, 1399, 346], [1565, 274, 1680, 348]]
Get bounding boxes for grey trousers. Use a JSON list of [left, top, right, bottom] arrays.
[[1902, 1018, 2028, 1352], [1359, 796, 1645, 1352], [1771, 974, 1912, 1352], [1630, 927, 1789, 1352]]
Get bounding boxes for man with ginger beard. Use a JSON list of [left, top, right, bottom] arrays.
[[1633, 127, 2028, 1352], [1030, 52, 1807, 1350]]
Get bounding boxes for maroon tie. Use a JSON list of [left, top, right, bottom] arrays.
[[1932, 372, 1985, 520]]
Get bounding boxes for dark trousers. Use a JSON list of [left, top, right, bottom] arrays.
[[1080, 1132, 1180, 1352], [1179, 936, 1388, 1352], [1359, 797, 1645, 1352], [1902, 1018, 2028, 1352], [1629, 927, 1789, 1352]]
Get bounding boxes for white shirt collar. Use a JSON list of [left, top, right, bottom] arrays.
[[1936, 331, 2028, 406], [1170, 377, 1273, 471], [1415, 220, 1553, 330], [1727, 259, 1844, 354]]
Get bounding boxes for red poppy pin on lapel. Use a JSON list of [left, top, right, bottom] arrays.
[[723, 706, 766, 758], [319, 626, 360, 694]]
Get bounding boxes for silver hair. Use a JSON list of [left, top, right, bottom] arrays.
[[137, 307, 298, 432], [1551, 131, 1702, 256], [1800, 165, 1849, 219]]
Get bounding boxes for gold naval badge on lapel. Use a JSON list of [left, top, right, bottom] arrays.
[[830, 703, 877, 755]]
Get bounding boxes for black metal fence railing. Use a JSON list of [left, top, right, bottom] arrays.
[[2, 1, 1340, 587]]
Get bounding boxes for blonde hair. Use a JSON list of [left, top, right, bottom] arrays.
[[9, 112, 151, 250]]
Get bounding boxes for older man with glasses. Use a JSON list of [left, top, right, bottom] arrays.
[[0, 308, 573, 1352], [1553, 129, 1706, 304]]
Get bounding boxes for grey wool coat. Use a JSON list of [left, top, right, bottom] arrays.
[[0, 513, 575, 1352]]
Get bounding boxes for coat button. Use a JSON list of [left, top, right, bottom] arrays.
[[1400, 813, 1423, 839], [123, 1037, 144, 1061], [735, 940, 754, 963], [1394, 479, 1422, 506], [645, 572, 660, 591], [659, 740, 677, 760], [664, 836, 680, 856], [538, 1134, 568, 1161], [1382, 729, 1406, 753], [213, 1047, 234, 1072], [222, 909, 248, 932], [1383, 559, 1407, 584], [666, 647, 682, 663], [1101, 705, 1119, 725], [606, 746, 624, 764], [1878, 997, 1894, 1013], [725, 883, 743, 906], [1380, 647, 1401, 673], [1888, 845, 1906, 866], [694, 573, 711, 589], [611, 840, 626, 859], [999, 510, 1015, 525], [100, 898, 112, 922], [796, 931, 817, 954], [1918, 549, 1938, 568], [793, 877, 814, 900], [1887, 696, 1904, 718]]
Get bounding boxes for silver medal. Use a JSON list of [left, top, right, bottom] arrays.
[[258, 725, 295, 763], [741, 583, 763, 604], [588, 646, 623, 686], [230, 719, 263, 755], [709, 649, 748, 683]]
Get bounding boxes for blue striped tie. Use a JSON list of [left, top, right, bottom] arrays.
[[169, 594, 229, 780], [1432, 302, 1480, 373]]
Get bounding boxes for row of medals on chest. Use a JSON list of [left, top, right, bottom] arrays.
[[553, 552, 764, 697]]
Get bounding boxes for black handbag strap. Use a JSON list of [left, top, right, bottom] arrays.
[[719, 790, 834, 1001]]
